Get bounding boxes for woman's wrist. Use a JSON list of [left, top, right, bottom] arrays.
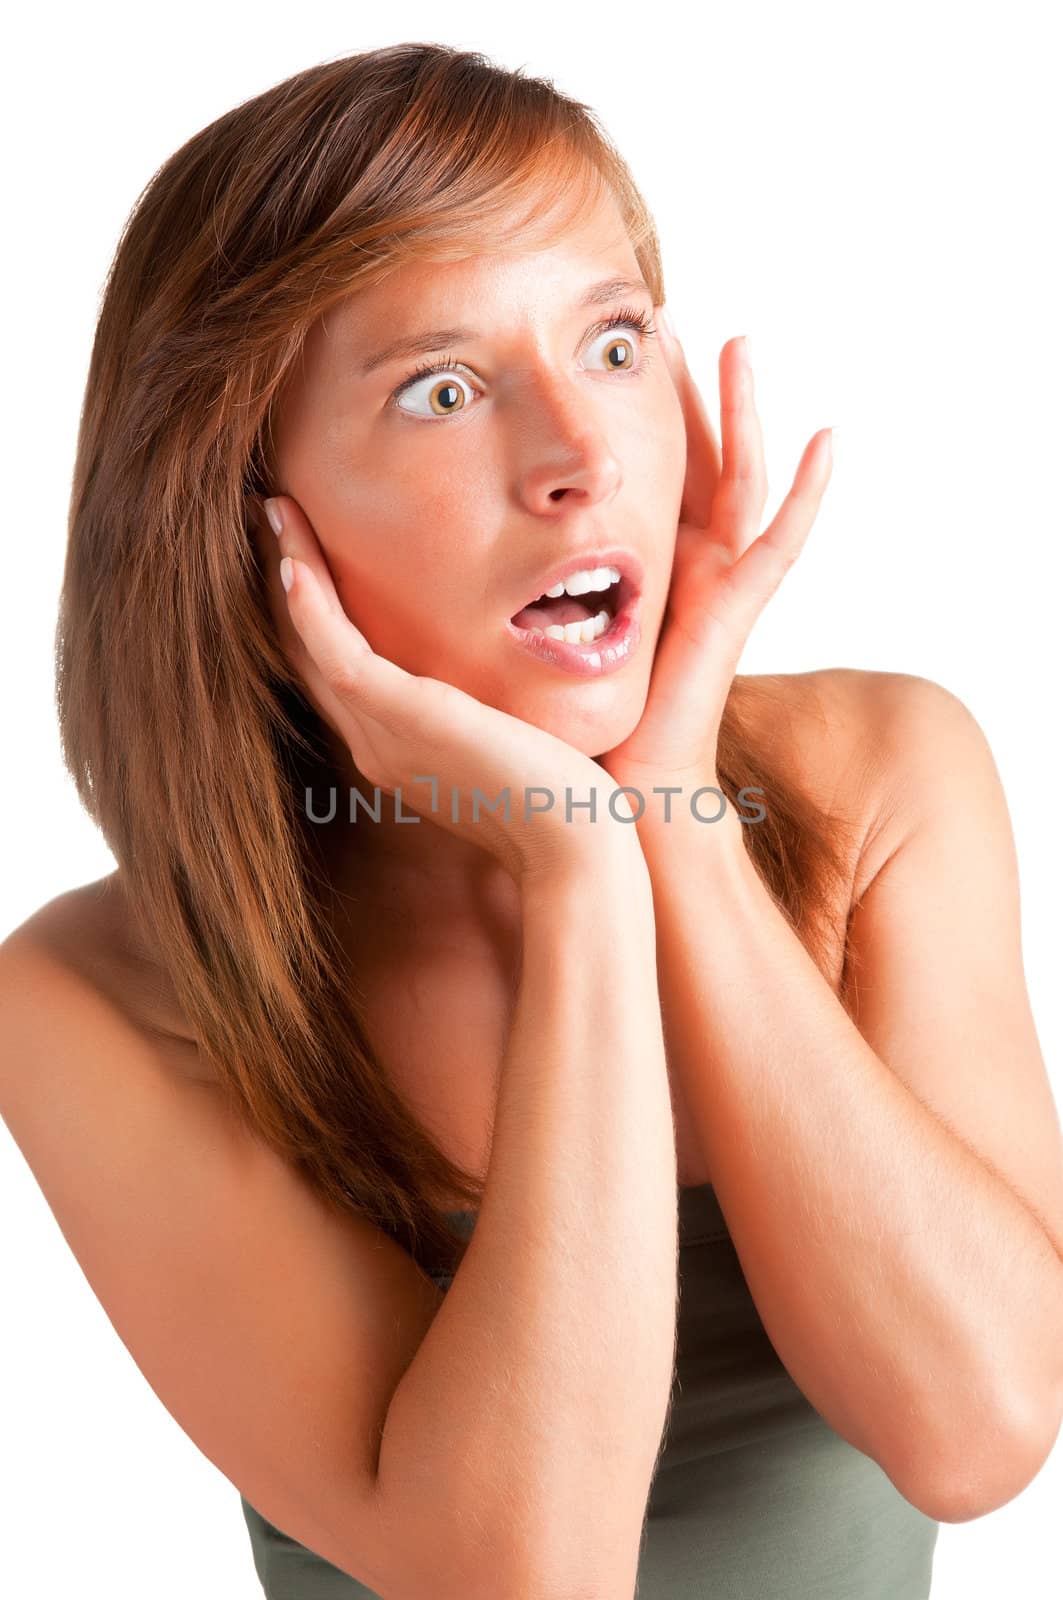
[[517, 826, 653, 915]]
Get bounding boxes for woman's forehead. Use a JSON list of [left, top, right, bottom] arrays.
[[321, 190, 638, 345]]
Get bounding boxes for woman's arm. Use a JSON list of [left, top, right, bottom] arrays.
[[376, 837, 678, 1600], [632, 669, 1063, 1526], [0, 832, 675, 1600], [254, 495, 680, 1596]]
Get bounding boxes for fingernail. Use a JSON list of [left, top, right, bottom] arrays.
[[280, 555, 294, 592], [660, 306, 678, 342], [741, 335, 752, 365], [264, 498, 283, 537]]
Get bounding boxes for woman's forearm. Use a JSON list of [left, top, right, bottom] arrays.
[[638, 809, 1063, 1523], [375, 838, 678, 1600]]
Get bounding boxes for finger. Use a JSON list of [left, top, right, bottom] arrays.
[[265, 497, 417, 737], [716, 428, 833, 642], [710, 337, 769, 559], [266, 495, 358, 630], [657, 312, 722, 528]]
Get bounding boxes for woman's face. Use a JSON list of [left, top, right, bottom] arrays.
[[256, 184, 686, 760]]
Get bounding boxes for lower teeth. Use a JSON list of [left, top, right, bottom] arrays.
[[525, 607, 613, 644]]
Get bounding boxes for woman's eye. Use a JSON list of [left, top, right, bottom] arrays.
[[393, 366, 476, 420], [391, 312, 655, 420], [585, 324, 643, 376]]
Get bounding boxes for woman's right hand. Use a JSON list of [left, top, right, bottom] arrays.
[[259, 495, 642, 885]]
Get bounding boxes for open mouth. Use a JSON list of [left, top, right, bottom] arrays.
[[510, 569, 638, 646]]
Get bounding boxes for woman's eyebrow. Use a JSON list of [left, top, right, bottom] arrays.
[[358, 276, 652, 377]]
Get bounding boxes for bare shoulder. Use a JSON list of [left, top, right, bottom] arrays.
[[2, 871, 209, 1082], [737, 667, 966, 898], [735, 664, 898, 811], [0, 880, 240, 1201], [0, 882, 462, 1595]]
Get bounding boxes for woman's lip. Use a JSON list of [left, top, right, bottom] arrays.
[[511, 548, 646, 617], [504, 580, 643, 677]]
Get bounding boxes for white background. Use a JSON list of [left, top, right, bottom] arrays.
[[2, 1, 1060, 1595]]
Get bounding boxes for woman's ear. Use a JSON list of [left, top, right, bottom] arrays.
[[244, 491, 298, 649], [245, 492, 268, 533], [245, 493, 277, 570]]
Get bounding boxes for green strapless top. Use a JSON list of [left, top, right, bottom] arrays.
[[240, 1183, 939, 1598]]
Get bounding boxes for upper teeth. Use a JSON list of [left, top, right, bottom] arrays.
[[540, 564, 622, 601]]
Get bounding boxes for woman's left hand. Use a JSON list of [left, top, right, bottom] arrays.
[[598, 326, 834, 824]]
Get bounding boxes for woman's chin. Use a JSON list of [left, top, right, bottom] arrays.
[[499, 693, 645, 764], [431, 647, 649, 758]]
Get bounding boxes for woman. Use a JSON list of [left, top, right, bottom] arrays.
[[3, 40, 1062, 1600]]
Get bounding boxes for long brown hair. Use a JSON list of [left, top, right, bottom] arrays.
[[56, 42, 856, 1278]]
